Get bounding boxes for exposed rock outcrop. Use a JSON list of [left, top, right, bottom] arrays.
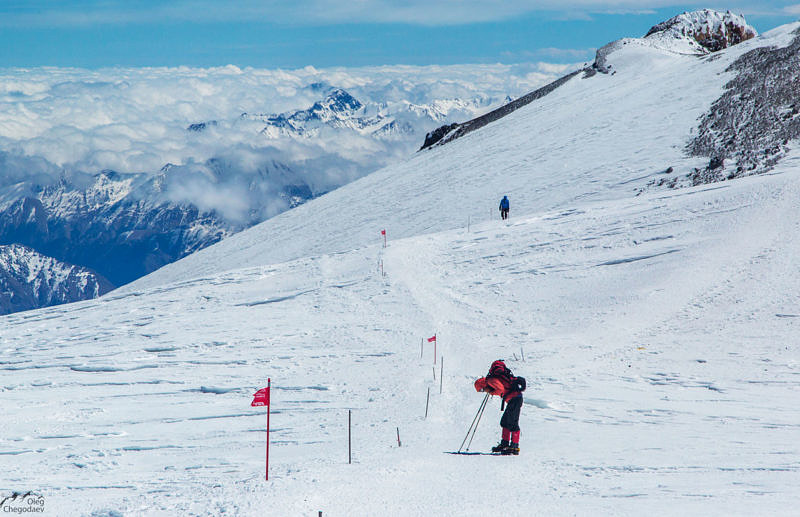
[[688, 27, 800, 183], [419, 71, 581, 150], [645, 9, 756, 54]]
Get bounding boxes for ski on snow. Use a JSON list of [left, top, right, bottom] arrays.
[[444, 451, 505, 456]]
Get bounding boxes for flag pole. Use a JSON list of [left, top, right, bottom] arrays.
[[266, 378, 271, 481]]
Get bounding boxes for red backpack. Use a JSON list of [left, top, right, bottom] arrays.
[[487, 360, 526, 394]]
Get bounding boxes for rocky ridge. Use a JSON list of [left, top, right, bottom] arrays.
[[422, 9, 758, 150], [645, 9, 757, 54], [688, 26, 800, 184]]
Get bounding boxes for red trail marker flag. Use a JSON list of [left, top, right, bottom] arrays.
[[428, 335, 437, 364], [427, 335, 436, 343], [251, 379, 271, 480], [251, 387, 270, 406]]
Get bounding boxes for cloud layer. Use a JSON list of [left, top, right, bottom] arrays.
[[0, 62, 574, 221]]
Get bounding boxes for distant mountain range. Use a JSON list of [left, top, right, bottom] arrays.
[[0, 243, 111, 314]]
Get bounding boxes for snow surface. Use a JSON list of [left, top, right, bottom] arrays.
[[3, 22, 800, 517]]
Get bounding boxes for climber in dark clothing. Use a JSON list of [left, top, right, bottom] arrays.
[[499, 195, 510, 220]]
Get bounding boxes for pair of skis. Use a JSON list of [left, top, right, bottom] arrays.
[[445, 451, 504, 456]]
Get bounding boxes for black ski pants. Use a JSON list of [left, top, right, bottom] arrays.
[[500, 395, 522, 432]]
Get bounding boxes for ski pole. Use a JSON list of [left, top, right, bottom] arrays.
[[458, 393, 489, 453], [465, 395, 489, 452], [458, 394, 487, 453]]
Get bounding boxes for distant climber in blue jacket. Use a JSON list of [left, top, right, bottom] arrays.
[[499, 195, 510, 220]]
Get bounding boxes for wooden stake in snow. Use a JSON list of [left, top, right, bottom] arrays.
[[424, 387, 430, 419], [348, 410, 352, 464], [440, 356, 444, 394], [420, 338, 423, 359], [396, 427, 401, 447], [432, 366, 436, 380], [381, 229, 386, 248]]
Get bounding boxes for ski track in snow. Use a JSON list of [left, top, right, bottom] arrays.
[[3, 24, 800, 517]]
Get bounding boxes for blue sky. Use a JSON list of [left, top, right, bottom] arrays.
[[1, 1, 798, 68]]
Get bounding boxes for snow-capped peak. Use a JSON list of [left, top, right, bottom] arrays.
[[591, 9, 757, 73], [644, 9, 757, 54], [312, 88, 363, 115]]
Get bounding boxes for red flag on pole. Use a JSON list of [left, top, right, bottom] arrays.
[[251, 387, 270, 406], [251, 380, 271, 480], [381, 229, 386, 235], [427, 335, 436, 342]]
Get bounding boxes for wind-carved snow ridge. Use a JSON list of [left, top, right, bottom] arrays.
[[419, 72, 581, 150]]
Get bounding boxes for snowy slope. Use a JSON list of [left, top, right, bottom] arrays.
[[3, 16, 800, 517], [4, 162, 800, 516], [127, 21, 794, 292]]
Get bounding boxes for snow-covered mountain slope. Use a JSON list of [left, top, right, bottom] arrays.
[[129, 16, 797, 292], [422, 8, 758, 150], [4, 159, 800, 515], [4, 15, 800, 517], [0, 244, 111, 315]]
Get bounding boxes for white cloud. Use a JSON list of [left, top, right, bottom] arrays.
[[783, 4, 800, 15], [503, 48, 596, 62]]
